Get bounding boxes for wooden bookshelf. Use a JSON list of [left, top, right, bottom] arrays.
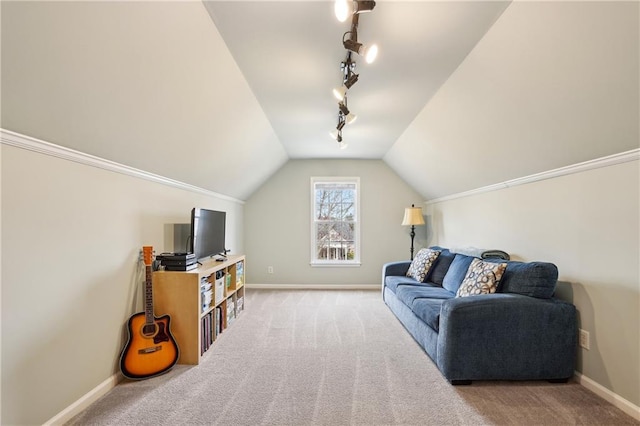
[[153, 255, 245, 365]]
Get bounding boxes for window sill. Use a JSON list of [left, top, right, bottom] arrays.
[[310, 261, 361, 268]]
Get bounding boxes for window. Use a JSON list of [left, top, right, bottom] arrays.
[[310, 177, 360, 266]]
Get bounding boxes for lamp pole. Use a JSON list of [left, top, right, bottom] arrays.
[[402, 203, 425, 261], [409, 224, 417, 260]]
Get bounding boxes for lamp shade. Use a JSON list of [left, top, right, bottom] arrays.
[[401, 205, 425, 226]]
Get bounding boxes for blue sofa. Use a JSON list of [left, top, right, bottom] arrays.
[[382, 247, 577, 384]]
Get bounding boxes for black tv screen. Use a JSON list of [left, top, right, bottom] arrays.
[[190, 208, 226, 261]]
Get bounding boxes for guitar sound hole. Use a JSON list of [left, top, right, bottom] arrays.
[[141, 323, 157, 338]]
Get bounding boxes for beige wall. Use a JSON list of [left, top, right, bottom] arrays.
[[385, 1, 638, 200], [244, 159, 425, 285], [427, 159, 639, 407], [1, 1, 287, 201], [1, 142, 244, 425]]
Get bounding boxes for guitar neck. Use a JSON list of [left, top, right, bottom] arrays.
[[144, 264, 154, 324]]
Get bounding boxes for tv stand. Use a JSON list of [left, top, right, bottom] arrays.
[[153, 255, 245, 365]]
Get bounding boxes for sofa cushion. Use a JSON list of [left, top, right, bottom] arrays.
[[442, 254, 475, 294], [426, 247, 456, 286], [412, 298, 445, 331], [396, 285, 454, 307], [456, 258, 507, 298], [406, 248, 441, 282], [485, 259, 559, 299], [385, 275, 425, 294]]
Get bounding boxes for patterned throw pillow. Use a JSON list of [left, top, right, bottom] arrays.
[[456, 258, 507, 297], [406, 248, 441, 282]]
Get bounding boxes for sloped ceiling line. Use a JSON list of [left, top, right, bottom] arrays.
[[0, 129, 246, 204], [426, 149, 640, 205]]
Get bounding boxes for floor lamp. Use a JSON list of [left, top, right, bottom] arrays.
[[402, 204, 425, 260]]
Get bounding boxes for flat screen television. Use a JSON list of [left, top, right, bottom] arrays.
[[190, 208, 226, 261]]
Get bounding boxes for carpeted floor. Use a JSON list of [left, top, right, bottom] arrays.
[[67, 289, 638, 425]]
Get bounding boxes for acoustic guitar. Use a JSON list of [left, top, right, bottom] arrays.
[[119, 246, 179, 379]]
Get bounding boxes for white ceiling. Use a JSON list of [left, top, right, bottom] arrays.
[[3, 1, 637, 201], [203, 1, 510, 159]]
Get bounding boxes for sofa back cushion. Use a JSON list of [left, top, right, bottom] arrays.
[[442, 254, 475, 294], [486, 259, 558, 299], [425, 247, 456, 286]]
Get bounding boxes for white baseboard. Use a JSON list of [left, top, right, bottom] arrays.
[[44, 373, 123, 425], [245, 283, 379, 290], [575, 371, 640, 421]]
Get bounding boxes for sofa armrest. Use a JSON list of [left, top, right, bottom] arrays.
[[437, 293, 577, 381], [382, 261, 411, 278], [381, 261, 412, 296]]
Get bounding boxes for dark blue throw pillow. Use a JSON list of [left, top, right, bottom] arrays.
[[426, 248, 456, 286], [441, 254, 475, 294], [485, 259, 558, 299]]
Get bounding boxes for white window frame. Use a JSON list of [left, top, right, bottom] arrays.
[[310, 176, 361, 267]]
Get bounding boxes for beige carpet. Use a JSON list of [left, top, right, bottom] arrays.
[[67, 289, 638, 425]]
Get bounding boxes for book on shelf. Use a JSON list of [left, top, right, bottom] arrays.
[[236, 261, 244, 285]]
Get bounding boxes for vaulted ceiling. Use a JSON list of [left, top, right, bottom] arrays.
[[203, 1, 509, 159], [2, 1, 638, 201]]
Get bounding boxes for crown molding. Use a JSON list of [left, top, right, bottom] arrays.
[[0, 128, 245, 204], [426, 148, 639, 205]]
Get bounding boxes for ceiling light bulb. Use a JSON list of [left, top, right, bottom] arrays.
[[346, 112, 357, 124], [333, 85, 347, 101], [343, 39, 377, 64], [364, 43, 378, 64], [338, 140, 348, 149], [334, 0, 350, 22]]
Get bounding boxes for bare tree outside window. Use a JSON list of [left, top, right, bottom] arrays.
[[311, 178, 360, 265]]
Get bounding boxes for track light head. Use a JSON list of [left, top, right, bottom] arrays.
[[343, 39, 378, 64], [334, 1, 376, 22], [332, 85, 347, 101], [344, 72, 359, 89], [339, 102, 357, 125], [364, 43, 378, 64], [338, 140, 348, 149]]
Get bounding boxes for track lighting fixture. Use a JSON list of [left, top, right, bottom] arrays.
[[332, 86, 347, 102], [329, 129, 343, 142], [330, 1, 378, 149], [339, 101, 357, 124], [343, 38, 378, 64], [345, 72, 359, 88], [332, 73, 358, 101], [330, 113, 346, 141], [334, 0, 376, 23]]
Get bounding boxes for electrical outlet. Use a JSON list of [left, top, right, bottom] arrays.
[[267, 266, 274, 274], [579, 329, 590, 350]]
